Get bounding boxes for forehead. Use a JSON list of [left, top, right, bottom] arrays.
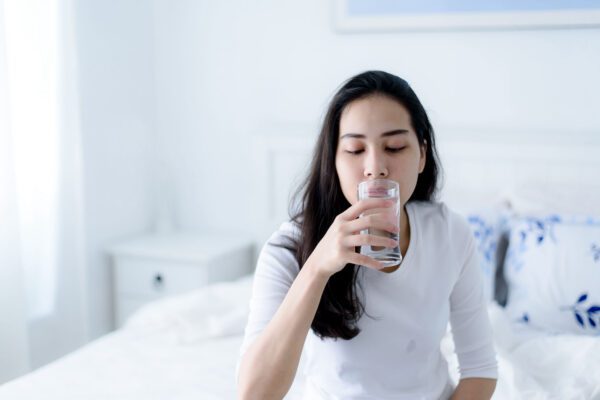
[[339, 95, 412, 138]]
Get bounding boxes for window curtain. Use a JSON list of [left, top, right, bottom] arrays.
[[0, 0, 88, 379], [0, 0, 29, 382]]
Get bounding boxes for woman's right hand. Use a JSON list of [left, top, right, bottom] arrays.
[[306, 198, 399, 278]]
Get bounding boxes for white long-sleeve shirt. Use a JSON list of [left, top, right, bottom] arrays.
[[239, 201, 498, 399]]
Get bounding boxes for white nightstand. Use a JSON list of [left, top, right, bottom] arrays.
[[108, 233, 254, 328]]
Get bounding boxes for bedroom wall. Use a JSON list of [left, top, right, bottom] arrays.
[[72, 0, 156, 343], [152, 0, 600, 237]]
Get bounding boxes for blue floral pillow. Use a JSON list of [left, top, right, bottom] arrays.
[[504, 215, 600, 335], [465, 209, 510, 303]]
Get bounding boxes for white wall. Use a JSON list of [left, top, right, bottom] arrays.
[[75, 0, 157, 341], [152, 0, 600, 240]]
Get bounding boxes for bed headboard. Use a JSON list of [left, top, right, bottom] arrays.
[[250, 127, 600, 248], [250, 130, 315, 247], [435, 128, 600, 213]]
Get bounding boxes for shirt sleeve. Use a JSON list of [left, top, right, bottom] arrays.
[[236, 222, 300, 380], [449, 215, 498, 380]]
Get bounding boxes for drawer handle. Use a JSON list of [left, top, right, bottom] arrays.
[[153, 273, 164, 290]]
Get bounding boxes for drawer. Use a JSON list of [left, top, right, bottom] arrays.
[[114, 256, 209, 297]]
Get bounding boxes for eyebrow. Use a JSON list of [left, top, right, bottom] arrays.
[[340, 129, 409, 140]]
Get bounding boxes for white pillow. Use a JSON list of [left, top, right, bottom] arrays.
[[502, 180, 600, 216], [504, 214, 600, 335]]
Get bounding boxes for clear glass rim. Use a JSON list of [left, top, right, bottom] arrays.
[[357, 179, 399, 190], [357, 179, 400, 200]]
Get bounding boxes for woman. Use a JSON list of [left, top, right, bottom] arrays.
[[237, 71, 498, 399]]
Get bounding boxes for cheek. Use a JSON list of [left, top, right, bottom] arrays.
[[398, 182, 413, 204], [335, 155, 353, 178], [335, 157, 359, 203], [394, 154, 422, 203]]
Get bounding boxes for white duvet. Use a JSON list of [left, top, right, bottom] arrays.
[[1, 275, 599, 399]]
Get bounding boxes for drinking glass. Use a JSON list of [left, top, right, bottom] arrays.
[[357, 179, 402, 268]]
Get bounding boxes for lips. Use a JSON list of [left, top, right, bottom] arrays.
[[367, 187, 390, 197]]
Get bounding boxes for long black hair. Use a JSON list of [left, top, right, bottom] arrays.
[[282, 71, 442, 339]]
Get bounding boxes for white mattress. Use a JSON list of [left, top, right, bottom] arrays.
[[1, 277, 599, 400]]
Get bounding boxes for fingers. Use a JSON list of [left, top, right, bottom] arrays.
[[346, 252, 384, 270], [339, 198, 396, 221], [343, 234, 398, 249], [343, 214, 399, 235], [324, 199, 400, 275]]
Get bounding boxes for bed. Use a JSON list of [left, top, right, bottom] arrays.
[[2, 128, 600, 399], [1, 273, 598, 400]]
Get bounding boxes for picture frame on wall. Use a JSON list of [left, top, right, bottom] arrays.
[[333, 0, 600, 32]]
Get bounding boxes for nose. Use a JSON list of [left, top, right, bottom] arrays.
[[364, 150, 388, 179]]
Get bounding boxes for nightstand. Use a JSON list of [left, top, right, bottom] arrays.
[[108, 233, 254, 328]]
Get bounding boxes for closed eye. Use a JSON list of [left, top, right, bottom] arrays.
[[345, 147, 406, 155], [386, 147, 406, 153]]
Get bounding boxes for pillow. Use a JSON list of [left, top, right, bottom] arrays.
[[504, 214, 600, 335], [124, 274, 254, 344], [462, 207, 511, 303]]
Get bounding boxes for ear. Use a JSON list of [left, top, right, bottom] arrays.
[[418, 139, 427, 174]]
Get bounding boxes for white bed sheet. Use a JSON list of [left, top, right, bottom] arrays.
[[1, 277, 599, 400], [0, 329, 243, 400]]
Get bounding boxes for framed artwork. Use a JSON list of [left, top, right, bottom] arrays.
[[333, 0, 600, 31]]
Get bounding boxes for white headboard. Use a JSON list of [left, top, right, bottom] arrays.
[[251, 131, 314, 246], [250, 127, 600, 247], [435, 128, 600, 213]]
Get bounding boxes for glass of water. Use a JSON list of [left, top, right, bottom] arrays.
[[357, 179, 402, 268]]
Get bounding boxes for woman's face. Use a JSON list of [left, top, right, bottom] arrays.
[[335, 94, 426, 206]]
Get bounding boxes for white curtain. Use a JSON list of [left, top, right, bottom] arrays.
[[0, 0, 87, 381], [0, 0, 29, 382]]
